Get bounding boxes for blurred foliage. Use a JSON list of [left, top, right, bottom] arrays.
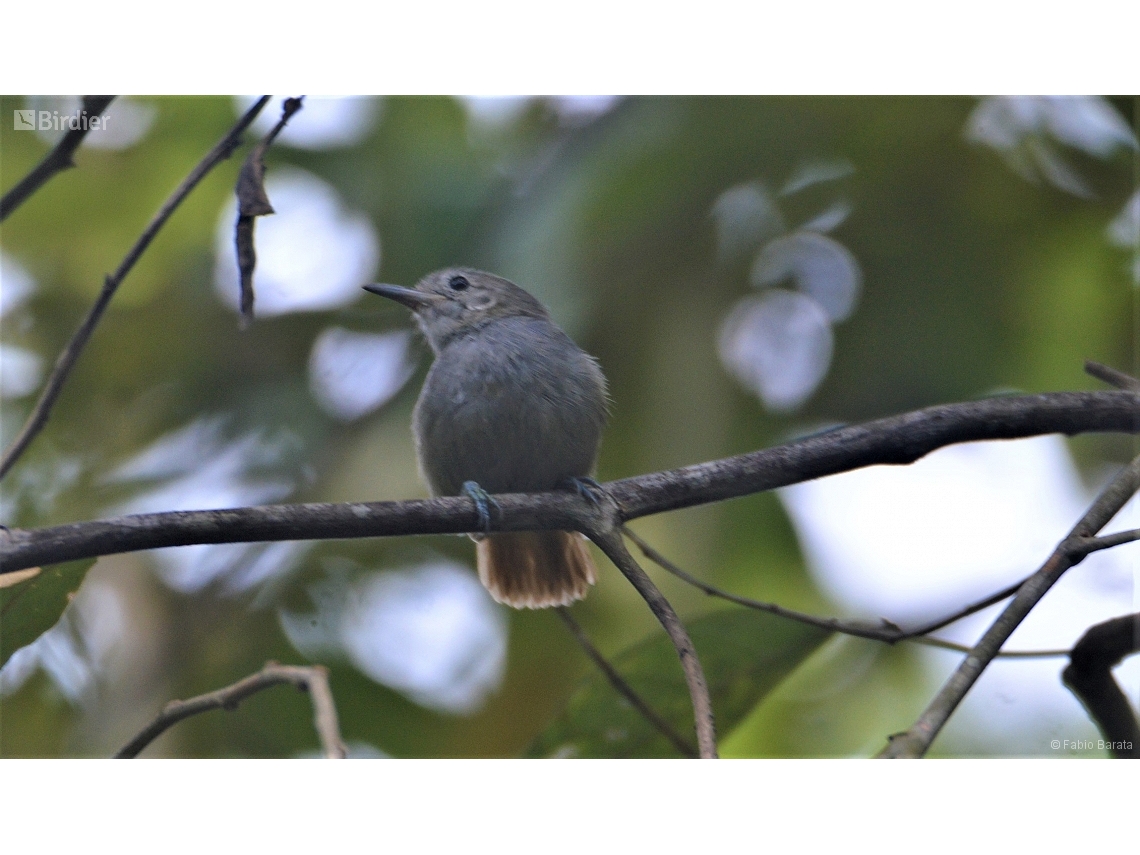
[[0, 559, 95, 668], [528, 608, 830, 758], [0, 96, 1135, 758]]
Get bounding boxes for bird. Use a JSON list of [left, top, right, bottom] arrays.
[[364, 268, 609, 608]]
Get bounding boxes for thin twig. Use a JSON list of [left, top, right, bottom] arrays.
[[626, 524, 897, 640], [555, 608, 698, 758], [623, 526, 1068, 657], [588, 527, 718, 758], [1062, 613, 1140, 758], [903, 580, 1026, 637], [114, 661, 347, 759], [911, 636, 1069, 658], [1085, 360, 1140, 391], [0, 96, 115, 221], [878, 452, 1140, 758], [3, 390, 1138, 575], [0, 96, 272, 481]]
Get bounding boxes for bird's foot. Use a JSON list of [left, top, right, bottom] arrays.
[[461, 481, 500, 539], [560, 476, 608, 509]]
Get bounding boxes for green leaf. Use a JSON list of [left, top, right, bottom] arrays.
[[0, 559, 97, 668], [528, 608, 831, 758]]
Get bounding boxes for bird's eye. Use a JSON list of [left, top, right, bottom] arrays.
[[448, 275, 469, 291]]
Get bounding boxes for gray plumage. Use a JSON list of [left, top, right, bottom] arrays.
[[364, 268, 608, 608]]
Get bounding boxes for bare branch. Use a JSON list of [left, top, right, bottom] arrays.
[[2, 390, 1137, 575], [879, 452, 1140, 758], [0, 96, 115, 221], [587, 526, 718, 759], [0, 96, 273, 481], [1062, 613, 1140, 758], [556, 608, 698, 758], [1085, 360, 1140, 391], [114, 661, 346, 759]]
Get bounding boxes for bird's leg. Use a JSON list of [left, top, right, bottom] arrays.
[[461, 481, 500, 539]]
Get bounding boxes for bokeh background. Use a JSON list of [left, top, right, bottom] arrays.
[[0, 95, 1137, 758]]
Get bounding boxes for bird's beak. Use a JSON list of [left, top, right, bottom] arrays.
[[362, 283, 437, 310]]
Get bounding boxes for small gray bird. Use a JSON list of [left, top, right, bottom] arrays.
[[364, 268, 608, 608]]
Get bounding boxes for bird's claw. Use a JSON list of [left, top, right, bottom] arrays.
[[561, 476, 607, 509], [462, 481, 499, 538]]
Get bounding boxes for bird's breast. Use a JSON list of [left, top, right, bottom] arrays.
[[411, 318, 607, 497]]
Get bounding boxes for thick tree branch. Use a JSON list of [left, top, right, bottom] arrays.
[[0, 96, 272, 480], [0, 493, 591, 573], [605, 391, 1140, 519], [556, 608, 698, 758], [2, 391, 1137, 575], [878, 452, 1140, 758], [1062, 614, 1140, 758], [114, 661, 346, 759], [0, 96, 115, 221]]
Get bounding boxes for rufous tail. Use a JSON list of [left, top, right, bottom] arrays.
[[476, 531, 597, 609]]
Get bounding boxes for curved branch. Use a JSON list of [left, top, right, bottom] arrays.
[[0, 96, 115, 221], [1062, 614, 1140, 758], [0, 96, 272, 480], [2, 390, 1137, 575], [115, 661, 346, 759]]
